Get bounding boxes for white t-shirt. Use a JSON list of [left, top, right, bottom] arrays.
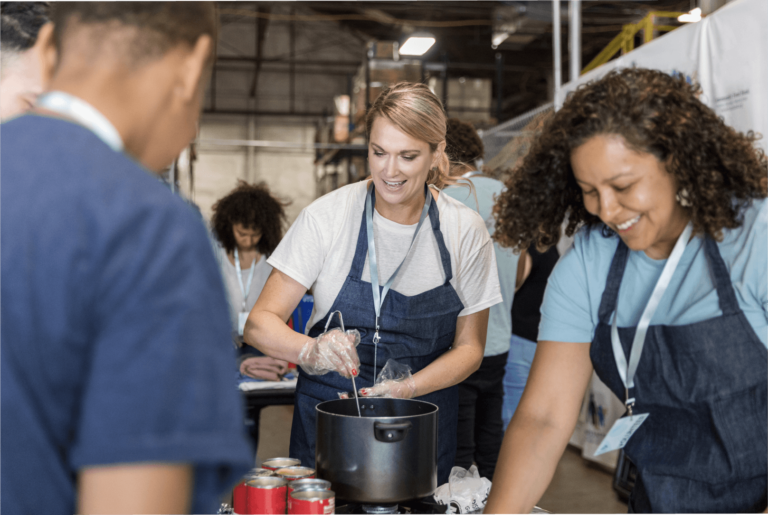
[[268, 181, 502, 333], [216, 246, 272, 332]]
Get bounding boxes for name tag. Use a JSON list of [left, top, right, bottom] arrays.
[[238, 311, 248, 336], [594, 413, 649, 456]]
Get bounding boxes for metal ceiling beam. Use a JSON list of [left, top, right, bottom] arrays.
[[217, 56, 362, 67], [423, 61, 534, 73], [203, 108, 328, 117], [215, 64, 356, 76]]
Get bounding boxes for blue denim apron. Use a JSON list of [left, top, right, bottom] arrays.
[[288, 188, 464, 487], [591, 236, 767, 512]]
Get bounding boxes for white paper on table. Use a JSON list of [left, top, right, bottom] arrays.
[[238, 377, 297, 392]]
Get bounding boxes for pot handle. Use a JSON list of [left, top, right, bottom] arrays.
[[374, 421, 412, 443]]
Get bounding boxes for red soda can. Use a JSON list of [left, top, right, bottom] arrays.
[[288, 478, 331, 495], [233, 469, 275, 514], [288, 489, 335, 514], [244, 476, 288, 515], [262, 457, 301, 471], [276, 466, 315, 481]]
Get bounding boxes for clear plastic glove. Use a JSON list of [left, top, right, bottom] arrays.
[[359, 359, 417, 399], [239, 356, 289, 381], [297, 327, 361, 378], [434, 465, 492, 514]]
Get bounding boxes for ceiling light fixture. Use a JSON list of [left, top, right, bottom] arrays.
[[399, 36, 435, 56], [491, 32, 509, 49], [678, 7, 702, 23]]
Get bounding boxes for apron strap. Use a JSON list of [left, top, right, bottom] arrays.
[[349, 205, 370, 280], [703, 237, 741, 316], [597, 238, 630, 323], [426, 190, 455, 284]]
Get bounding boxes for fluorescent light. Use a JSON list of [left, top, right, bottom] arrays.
[[678, 8, 702, 23], [400, 36, 435, 56], [492, 32, 509, 49]]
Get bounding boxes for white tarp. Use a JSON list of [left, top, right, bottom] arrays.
[[556, 0, 768, 152]]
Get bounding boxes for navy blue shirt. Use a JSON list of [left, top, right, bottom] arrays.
[[1, 115, 252, 514]]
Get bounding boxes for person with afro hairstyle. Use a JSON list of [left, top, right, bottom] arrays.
[[211, 181, 290, 462], [0, 2, 49, 119], [211, 180, 289, 379], [485, 68, 767, 513]]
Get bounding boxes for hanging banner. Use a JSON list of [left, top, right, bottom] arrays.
[[556, 0, 768, 152]]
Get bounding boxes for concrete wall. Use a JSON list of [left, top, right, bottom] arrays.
[[181, 5, 364, 226], [186, 116, 317, 224]]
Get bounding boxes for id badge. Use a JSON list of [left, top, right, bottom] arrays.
[[594, 413, 649, 456], [238, 311, 248, 336]]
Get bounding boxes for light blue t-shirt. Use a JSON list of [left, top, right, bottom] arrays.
[[540, 198, 768, 347], [444, 176, 519, 356]]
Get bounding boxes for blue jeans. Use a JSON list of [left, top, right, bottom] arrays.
[[502, 334, 537, 429]]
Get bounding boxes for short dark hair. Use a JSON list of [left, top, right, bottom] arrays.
[[0, 2, 49, 52], [49, 2, 217, 65], [211, 181, 289, 257], [445, 118, 484, 165]]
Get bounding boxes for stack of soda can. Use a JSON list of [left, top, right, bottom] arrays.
[[232, 457, 335, 514]]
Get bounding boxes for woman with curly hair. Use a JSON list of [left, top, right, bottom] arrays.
[[211, 181, 289, 381], [485, 68, 767, 513]]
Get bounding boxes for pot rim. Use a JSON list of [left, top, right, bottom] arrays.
[[315, 398, 439, 419]]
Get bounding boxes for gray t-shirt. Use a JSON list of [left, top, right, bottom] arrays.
[[216, 246, 272, 333]]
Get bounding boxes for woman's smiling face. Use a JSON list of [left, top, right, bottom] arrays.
[[368, 116, 439, 211], [571, 134, 690, 259]]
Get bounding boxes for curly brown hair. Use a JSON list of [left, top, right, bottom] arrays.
[[211, 181, 288, 256], [446, 118, 484, 166], [493, 67, 767, 252]]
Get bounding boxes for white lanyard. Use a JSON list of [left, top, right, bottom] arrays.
[[365, 182, 431, 378], [36, 91, 124, 152], [234, 247, 257, 312], [611, 222, 693, 414]]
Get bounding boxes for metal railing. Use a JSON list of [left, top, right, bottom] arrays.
[[581, 11, 686, 75]]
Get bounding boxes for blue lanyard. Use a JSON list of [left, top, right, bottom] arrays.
[[611, 222, 693, 413], [234, 247, 256, 312], [36, 91, 124, 152], [365, 182, 432, 377]]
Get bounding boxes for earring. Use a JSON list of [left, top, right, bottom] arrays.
[[676, 188, 692, 207]]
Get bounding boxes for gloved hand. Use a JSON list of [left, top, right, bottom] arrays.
[[360, 378, 417, 399], [359, 359, 417, 399], [297, 328, 361, 378]]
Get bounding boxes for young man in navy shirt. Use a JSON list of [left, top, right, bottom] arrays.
[[1, 3, 252, 513]]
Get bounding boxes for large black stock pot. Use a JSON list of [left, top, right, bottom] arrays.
[[315, 398, 438, 504]]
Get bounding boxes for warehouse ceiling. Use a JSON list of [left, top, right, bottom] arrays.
[[216, 0, 694, 122]]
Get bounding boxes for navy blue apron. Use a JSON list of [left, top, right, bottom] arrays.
[[591, 236, 767, 512], [289, 187, 464, 487]]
